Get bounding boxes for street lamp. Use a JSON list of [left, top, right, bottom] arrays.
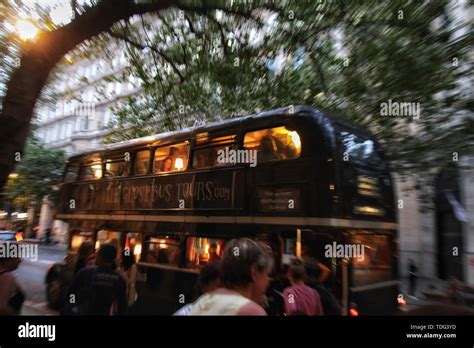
[[8, 173, 19, 179], [16, 19, 39, 41]]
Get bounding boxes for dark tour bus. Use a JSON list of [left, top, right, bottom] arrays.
[[48, 105, 398, 315]]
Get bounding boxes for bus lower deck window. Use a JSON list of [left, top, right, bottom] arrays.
[[186, 237, 225, 268]]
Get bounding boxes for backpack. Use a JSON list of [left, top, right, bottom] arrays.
[[313, 284, 342, 315], [61, 268, 97, 316]]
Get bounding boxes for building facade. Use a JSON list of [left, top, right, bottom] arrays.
[[35, 45, 140, 243]]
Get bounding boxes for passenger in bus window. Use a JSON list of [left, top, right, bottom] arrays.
[[169, 146, 180, 163], [282, 134, 298, 159], [188, 238, 272, 315], [258, 135, 281, 162], [135, 156, 149, 175], [208, 243, 220, 262], [206, 148, 218, 167], [117, 163, 129, 177], [160, 157, 173, 172]]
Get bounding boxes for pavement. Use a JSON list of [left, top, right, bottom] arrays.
[[398, 277, 462, 312], [13, 242, 67, 315]]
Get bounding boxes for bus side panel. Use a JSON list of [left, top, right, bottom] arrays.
[[350, 283, 399, 315], [133, 266, 198, 315]]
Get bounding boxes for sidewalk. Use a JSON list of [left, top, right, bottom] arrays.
[[399, 277, 450, 299], [23, 239, 68, 252], [398, 277, 470, 312]]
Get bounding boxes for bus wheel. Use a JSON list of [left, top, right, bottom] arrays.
[[46, 277, 63, 310]]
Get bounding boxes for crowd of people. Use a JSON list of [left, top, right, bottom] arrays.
[[174, 238, 340, 316], [0, 237, 342, 316], [60, 237, 341, 316]]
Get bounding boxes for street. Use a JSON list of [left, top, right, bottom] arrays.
[[13, 243, 66, 315]]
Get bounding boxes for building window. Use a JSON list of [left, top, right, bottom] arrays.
[[106, 82, 114, 96], [153, 142, 189, 173], [75, 116, 81, 132], [91, 64, 97, 77], [83, 116, 89, 131], [243, 126, 301, 162], [66, 121, 72, 137], [115, 82, 122, 95], [103, 110, 111, 128]]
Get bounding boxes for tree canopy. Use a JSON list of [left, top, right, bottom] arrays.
[[2, 138, 66, 211], [0, 0, 473, 191]]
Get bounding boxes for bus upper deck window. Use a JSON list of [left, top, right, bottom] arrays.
[[192, 134, 237, 169], [78, 161, 102, 180], [244, 126, 301, 163], [153, 143, 189, 174], [105, 155, 130, 178], [64, 162, 79, 182], [134, 150, 150, 175]]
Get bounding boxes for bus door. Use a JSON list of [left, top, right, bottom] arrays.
[[280, 228, 343, 309], [344, 231, 398, 315]]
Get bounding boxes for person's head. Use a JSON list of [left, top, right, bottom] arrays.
[[77, 241, 94, 259], [209, 243, 218, 254], [169, 147, 180, 158], [219, 238, 273, 303], [157, 248, 170, 264], [95, 243, 117, 267], [288, 257, 307, 284], [122, 249, 136, 271], [197, 261, 220, 294], [0, 256, 21, 271], [162, 157, 173, 171], [260, 135, 276, 153]]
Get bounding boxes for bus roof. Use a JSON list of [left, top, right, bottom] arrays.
[[67, 105, 374, 161]]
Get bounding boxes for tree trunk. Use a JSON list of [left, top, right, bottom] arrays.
[[0, 0, 175, 190]]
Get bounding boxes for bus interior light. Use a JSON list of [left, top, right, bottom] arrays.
[[175, 157, 184, 170], [288, 131, 301, 150], [92, 164, 102, 179]]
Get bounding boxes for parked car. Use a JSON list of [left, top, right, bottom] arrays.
[[45, 253, 76, 310], [0, 230, 17, 241]]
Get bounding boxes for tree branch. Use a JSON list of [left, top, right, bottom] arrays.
[[107, 29, 185, 82]]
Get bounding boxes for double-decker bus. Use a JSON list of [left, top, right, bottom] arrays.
[[48, 105, 398, 315]]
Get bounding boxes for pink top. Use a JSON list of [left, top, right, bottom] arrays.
[[283, 284, 323, 316]]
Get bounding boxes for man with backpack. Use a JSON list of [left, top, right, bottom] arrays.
[[64, 243, 127, 315]]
